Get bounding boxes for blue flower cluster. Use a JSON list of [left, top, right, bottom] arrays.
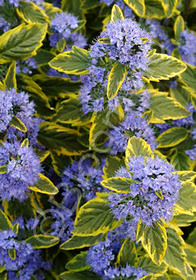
[[0, 141, 42, 201], [0, 16, 10, 32], [50, 186, 80, 242], [49, 12, 87, 51], [62, 156, 106, 200], [0, 88, 42, 146], [108, 155, 181, 226], [100, 0, 135, 18], [107, 112, 156, 154], [87, 237, 147, 279], [0, 229, 51, 280], [16, 58, 37, 75], [0, 0, 44, 7], [106, 92, 156, 154], [80, 18, 152, 114], [178, 30, 196, 66]]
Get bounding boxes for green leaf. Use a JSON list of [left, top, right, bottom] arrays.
[[124, 0, 145, 17], [33, 49, 55, 66], [25, 234, 59, 249], [176, 182, 196, 212], [17, 74, 54, 118], [174, 171, 196, 182], [33, 75, 81, 98], [149, 92, 189, 121], [144, 53, 187, 81], [89, 108, 123, 151], [0, 23, 47, 63], [0, 166, 7, 174], [174, 15, 185, 41], [60, 234, 102, 250], [17, 1, 50, 24], [38, 122, 86, 156], [111, 4, 124, 22], [0, 209, 12, 231], [103, 156, 125, 180], [137, 221, 167, 265], [180, 64, 196, 90], [164, 227, 186, 276], [157, 127, 188, 148], [42, 2, 61, 19], [60, 271, 101, 280], [101, 177, 134, 193], [144, 0, 166, 19], [8, 249, 16, 260], [171, 150, 192, 170], [66, 251, 90, 272], [162, 0, 178, 17], [139, 255, 168, 275], [185, 244, 196, 268], [49, 46, 90, 75], [29, 173, 59, 195], [56, 37, 66, 53], [117, 238, 137, 266], [0, 267, 5, 273], [10, 116, 27, 132], [173, 212, 196, 227], [107, 62, 126, 99], [21, 138, 29, 148], [4, 61, 16, 89], [125, 136, 152, 164], [61, 0, 83, 18], [74, 195, 120, 236], [0, 271, 7, 280], [52, 98, 84, 124], [170, 85, 191, 107]]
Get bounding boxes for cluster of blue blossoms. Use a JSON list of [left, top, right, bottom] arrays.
[[62, 156, 106, 200], [0, 0, 44, 7], [101, 0, 196, 65], [50, 12, 87, 51], [50, 186, 79, 242], [87, 237, 147, 279], [0, 1, 195, 279], [108, 155, 181, 226], [0, 140, 41, 201], [0, 88, 42, 145], [0, 229, 51, 280], [106, 91, 156, 154], [80, 18, 152, 114]]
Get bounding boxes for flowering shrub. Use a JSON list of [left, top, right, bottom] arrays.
[[0, 1, 196, 280]]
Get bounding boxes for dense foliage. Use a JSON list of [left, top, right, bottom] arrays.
[[0, 0, 196, 279]]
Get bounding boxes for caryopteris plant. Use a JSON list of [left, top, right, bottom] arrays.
[[0, 0, 195, 279]]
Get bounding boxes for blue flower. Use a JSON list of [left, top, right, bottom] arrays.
[[0, 141, 42, 201], [106, 111, 156, 155], [104, 265, 148, 280], [0, 16, 10, 32], [178, 30, 196, 65], [48, 187, 80, 242], [87, 236, 147, 279], [0, 229, 51, 279], [16, 58, 37, 75], [86, 240, 115, 276], [108, 155, 181, 227], [80, 18, 151, 114], [0, 0, 44, 7], [101, 0, 135, 18], [49, 12, 87, 50], [0, 88, 35, 133], [62, 157, 106, 200]]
